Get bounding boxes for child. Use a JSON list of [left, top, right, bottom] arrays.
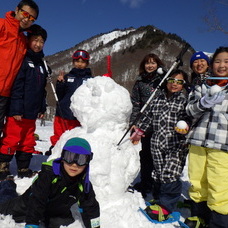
[[131, 69, 190, 221], [185, 46, 228, 228], [47, 50, 93, 155], [189, 51, 210, 89], [0, 0, 39, 136], [130, 53, 166, 198], [0, 24, 48, 180], [0, 137, 100, 228]]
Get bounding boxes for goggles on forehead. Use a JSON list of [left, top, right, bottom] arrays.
[[20, 9, 36, 22], [62, 150, 93, 166], [72, 50, 90, 61], [167, 77, 185, 85]]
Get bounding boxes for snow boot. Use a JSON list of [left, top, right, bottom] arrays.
[[45, 145, 54, 156], [144, 204, 170, 222], [17, 168, 38, 178], [0, 162, 11, 181], [15, 151, 36, 178], [184, 216, 208, 228]]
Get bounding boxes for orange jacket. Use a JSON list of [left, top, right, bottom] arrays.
[[0, 11, 27, 97]]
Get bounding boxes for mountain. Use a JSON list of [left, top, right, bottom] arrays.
[[44, 25, 195, 118]]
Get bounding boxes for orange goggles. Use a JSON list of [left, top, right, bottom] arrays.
[[20, 9, 36, 22]]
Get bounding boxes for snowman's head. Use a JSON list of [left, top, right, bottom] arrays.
[[70, 76, 132, 131]]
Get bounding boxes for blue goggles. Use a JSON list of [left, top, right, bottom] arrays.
[[62, 150, 93, 166], [72, 50, 90, 61]]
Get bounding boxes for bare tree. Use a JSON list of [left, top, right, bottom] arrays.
[[204, 0, 228, 35]]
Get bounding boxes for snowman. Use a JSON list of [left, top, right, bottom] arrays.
[[49, 76, 155, 228]]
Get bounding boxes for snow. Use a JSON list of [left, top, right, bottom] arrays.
[[0, 76, 190, 227]]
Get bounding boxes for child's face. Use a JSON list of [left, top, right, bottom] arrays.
[[145, 58, 158, 73], [192, 59, 208, 74], [73, 58, 88, 69], [28, 35, 45, 53], [63, 161, 86, 177], [14, 6, 37, 30], [213, 52, 228, 77], [166, 73, 184, 94]]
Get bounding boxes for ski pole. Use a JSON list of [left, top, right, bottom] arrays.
[[117, 43, 190, 146], [43, 59, 69, 131]]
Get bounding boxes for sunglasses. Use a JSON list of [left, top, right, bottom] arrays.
[[167, 78, 185, 85], [20, 9, 36, 22], [62, 150, 93, 166], [72, 50, 90, 61]]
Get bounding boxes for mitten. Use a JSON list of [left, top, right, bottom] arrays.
[[25, 225, 39, 228], [130, 128, 144, 143], [200, 91, 225, 108]]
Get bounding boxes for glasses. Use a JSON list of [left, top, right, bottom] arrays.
[[20, 9, 36, 22], [72, 50, 90, 61], [62, 150, 93, 166], [167, 78, 185, 85]]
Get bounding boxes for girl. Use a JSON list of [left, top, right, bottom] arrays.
[[130, 53, 166, 198], [131, 69, 190, 221], [185, 46, 228, 228]]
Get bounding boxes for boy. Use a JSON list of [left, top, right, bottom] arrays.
[[0, 137, 100, 228], [0, 0, 39, 136], [47, 50, 93, 155], [0, 24, 48, 180]]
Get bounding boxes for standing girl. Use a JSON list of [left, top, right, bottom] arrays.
[[131, 69, 190, 221], [130, 53, 166, 198], [185, 46, 228, 228]]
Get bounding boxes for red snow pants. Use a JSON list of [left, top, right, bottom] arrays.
[[0, 117, 36, 155], [50, 116, 80, 146]]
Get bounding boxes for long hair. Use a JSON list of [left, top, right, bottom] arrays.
[[139, 53, 164, 75]]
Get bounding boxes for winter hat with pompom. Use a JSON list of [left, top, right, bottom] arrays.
[[190, 51, 210, 68], [52, 137, 92, 193]]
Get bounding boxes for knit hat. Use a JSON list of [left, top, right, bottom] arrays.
[[53, 137, 92, 193], [190, 51, 210, 68]]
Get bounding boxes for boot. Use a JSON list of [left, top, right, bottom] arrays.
[[184, 216, 208, 228], [0, 162, 11, 180], [17, 168, 38, 178], [15, 151, 36, 178]]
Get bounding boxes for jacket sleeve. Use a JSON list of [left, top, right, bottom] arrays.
[[129, 80, 141, 125], [79, 184, 100, 228], [25, 168, 54, 225], [56, 74, 68, 101], [9, 60, 27, 116]]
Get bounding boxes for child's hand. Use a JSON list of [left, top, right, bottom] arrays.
[[13, 115, 22, 121], [57, 70, 65, 82], [175, 120, 189, 134], [130, 127, 144, 144]]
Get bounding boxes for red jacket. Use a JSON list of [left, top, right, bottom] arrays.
[[0, 11, 27, 97]]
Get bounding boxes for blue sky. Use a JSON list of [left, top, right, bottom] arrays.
[[1, 0, 227, 56]]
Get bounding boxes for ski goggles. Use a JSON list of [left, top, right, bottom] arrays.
[[62, 150, 93, 166], [72, 50, 90, 60], [19, 9, 36, 22], [167, 78, 185, 85]]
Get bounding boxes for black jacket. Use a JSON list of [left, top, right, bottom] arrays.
[[129, 71, 165, 125], [7, 49, 48, 119], [56, 68, 92, 119], [0, 161, 100, 228]]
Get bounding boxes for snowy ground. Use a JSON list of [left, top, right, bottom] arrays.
[[0, 76, 191, 228]]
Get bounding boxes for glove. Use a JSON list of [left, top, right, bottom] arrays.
[[130, 128, 144, 144], [200, 91, 225, 108], [25, 225, 39, 228]]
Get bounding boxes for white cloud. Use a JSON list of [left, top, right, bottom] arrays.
[[120, 0, 144, 8]]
